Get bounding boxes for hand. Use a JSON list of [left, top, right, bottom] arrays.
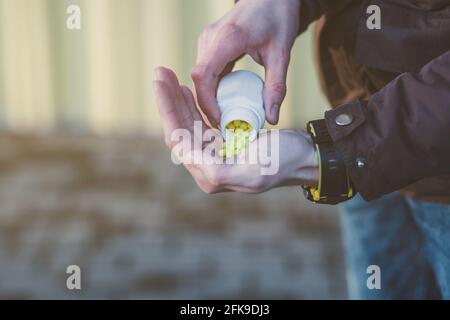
[[191, 0, 301, 126], [154, 67, 318, 194]]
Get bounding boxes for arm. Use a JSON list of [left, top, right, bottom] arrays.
[[325, 50, 450, 201]]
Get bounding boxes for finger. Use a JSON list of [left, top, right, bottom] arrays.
[[192, 24, 248, 127], [181, 85, 203, 124], [181, 85, 206, 146], [158, 67, 183, 101], [218, 54, 245, 80], [155, 67, 181, 98], [155, 67, 193, 128], [263, 48, 290, 125], [153, 80, 183, 149]]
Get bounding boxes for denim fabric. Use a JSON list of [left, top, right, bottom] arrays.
[[340, 192, 449, 299]]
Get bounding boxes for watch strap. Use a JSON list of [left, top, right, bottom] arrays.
[[303, 119, 356, 205]]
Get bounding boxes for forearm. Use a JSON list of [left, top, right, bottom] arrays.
[[278, 129, 319, 188]]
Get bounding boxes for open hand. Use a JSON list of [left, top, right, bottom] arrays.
[[154, 67, 318, 194]]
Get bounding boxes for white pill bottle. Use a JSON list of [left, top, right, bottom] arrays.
[[216, 70, 265, 142]]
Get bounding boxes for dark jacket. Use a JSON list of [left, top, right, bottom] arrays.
[[300, 0, 450, 203]]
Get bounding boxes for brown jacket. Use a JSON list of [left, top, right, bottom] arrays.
[[299, 0, 450, 203]]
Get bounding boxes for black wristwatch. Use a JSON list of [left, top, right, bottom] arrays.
[[302, 119, 356, 205]]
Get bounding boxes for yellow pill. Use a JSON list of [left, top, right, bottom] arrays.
[[226, 123, 235, 130], [221, 120, 254, 158]]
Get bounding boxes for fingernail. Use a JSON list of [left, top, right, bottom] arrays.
[[271, 104, 279, 122]]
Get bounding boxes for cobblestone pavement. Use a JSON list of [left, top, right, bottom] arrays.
[[0, 133, 347, 299]]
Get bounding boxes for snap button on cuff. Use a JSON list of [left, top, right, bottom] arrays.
[[356, 158, 366, 168], [335, 113, 353, 126]]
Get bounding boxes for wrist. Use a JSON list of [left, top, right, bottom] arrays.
[[294, 129, 319, 187], [277, 129, 319, 188]]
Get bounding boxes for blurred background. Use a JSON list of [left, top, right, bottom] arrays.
[[0, 0, 346, 299]]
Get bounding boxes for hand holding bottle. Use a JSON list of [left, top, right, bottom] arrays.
[[191, 0, 301, 126], [154, 67, 318, 194]]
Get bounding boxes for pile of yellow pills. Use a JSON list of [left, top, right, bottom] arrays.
[[219, 120, 253, 158]]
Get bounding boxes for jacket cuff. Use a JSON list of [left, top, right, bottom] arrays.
[[324, 101, 379, 201]]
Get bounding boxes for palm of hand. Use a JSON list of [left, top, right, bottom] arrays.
[[154, 67, 318, 194]]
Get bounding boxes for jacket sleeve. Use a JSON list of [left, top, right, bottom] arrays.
[[324, 50, 450, 201], [299, 0, 353, 34]]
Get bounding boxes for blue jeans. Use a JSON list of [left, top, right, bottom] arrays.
[[340, 192, 450, 299]]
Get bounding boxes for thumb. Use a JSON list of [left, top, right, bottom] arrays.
[[263, 49, 289, 125]]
